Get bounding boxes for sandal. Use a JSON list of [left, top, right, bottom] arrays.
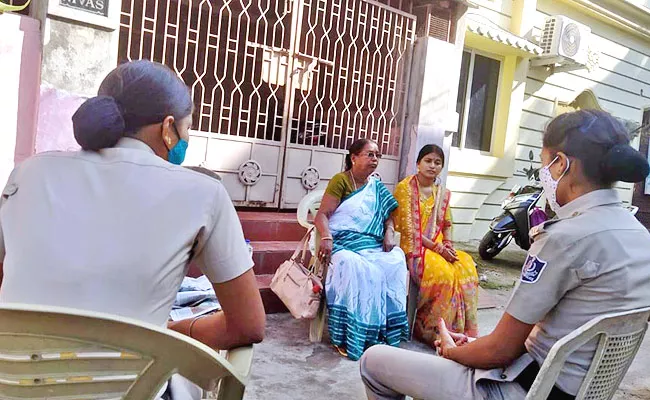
[[333, 345, 348, 357]]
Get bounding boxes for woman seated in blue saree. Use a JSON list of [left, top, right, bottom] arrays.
[[314, 138, 409, 361]]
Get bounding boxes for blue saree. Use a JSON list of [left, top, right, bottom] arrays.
[[326, 178, 409, 361]]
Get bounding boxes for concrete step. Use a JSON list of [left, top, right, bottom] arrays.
[[189, 242, 310, 279], [190, 244, 306, 277], [252, 241, 314, 314], [238, 211, 307, 242], [188, 240, 311, 314], [185, 211, 314, 314], [251, 241, 308, 275], [257, 274, 289, 314]]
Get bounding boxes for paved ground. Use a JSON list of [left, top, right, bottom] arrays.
[[243, 242, 650, 400]]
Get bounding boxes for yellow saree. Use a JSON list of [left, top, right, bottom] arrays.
[[394, 176, 479, 346]]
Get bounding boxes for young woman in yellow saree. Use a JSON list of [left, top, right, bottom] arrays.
[[394, 144, 479, 347]]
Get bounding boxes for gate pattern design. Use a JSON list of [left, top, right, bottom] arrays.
[[284, 0, 415, 157], [119, 0, 293, 143], [119, 0, 414, 204]]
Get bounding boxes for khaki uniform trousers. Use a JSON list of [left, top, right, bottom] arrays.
[[360, 345, 533, 400]]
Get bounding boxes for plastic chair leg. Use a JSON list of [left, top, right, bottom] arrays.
[[309, 300, 327, 343], [407, 280, 419, 341], [215, 376, 245, 400]]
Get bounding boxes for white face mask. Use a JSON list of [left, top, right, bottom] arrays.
[[539, 155, 570, 213]]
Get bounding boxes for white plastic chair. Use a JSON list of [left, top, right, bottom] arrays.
[[526, 306, 650, 400], [297, 190, 410, 343], [0, 303, 253, 400], [297, 190, 329, 342], [0, 0, 30, 13]]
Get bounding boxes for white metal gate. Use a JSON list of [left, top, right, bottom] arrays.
[[119, 0, 415, 208]]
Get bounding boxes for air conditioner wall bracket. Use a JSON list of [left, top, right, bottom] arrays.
[[551, 63, 588, 73], [530, 55, 587, 74], [530, 55, 566, 67]]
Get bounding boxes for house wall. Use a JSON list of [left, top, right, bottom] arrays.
[[446, 0, 530, 241], [400, 3, 470, 185], [449, 0, 650, 242], [468, 0, 513, 29], [35, 0, 120, 154], [0, 13, 41, 186]]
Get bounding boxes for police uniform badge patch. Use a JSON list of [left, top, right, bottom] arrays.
[[521, 254, 547, 284]]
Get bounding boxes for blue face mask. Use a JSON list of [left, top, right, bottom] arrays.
[[167, 124, 188, 165]]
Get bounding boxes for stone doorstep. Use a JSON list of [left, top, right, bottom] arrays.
[[250, 241, 307, 275], [186, 240, 301, 313], [239, 211, 310, 313], [257, 274, 289, 314], [238, 211, 308, 242], [252, 241, 309, 314]]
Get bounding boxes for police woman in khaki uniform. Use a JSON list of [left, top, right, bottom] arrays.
[[0, 61, 265, 399], [360, 109, 650, 400]]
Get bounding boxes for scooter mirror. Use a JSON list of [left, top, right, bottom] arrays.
[[528, 150, 534, 161]]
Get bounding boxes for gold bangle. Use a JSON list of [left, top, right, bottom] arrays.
[[321, 236, 333, 241], [188, 314, 209, 339]]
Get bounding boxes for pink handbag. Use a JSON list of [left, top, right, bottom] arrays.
[[270, 228, 323, 319]]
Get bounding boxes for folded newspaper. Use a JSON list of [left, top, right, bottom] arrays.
[[169, 275, 221, 321]]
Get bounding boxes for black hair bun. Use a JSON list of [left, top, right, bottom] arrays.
[[601, 144, 649, 183], [72, 96, 125, 151]]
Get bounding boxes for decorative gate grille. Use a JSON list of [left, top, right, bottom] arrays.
[[119, 0, 415, 207]]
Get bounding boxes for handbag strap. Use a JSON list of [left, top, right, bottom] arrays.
[[290, 226, 314, 264]]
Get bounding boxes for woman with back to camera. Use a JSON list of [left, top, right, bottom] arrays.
[[314, 138, 409, 361], [0, 60, 265, 399], [360, 109, 650, 400]]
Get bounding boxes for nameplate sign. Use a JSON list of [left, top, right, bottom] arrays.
[[59, 0, 108, 17]]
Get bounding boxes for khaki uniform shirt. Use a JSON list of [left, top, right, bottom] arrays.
[[0, 138, 252, 327], [506, 189, 650, 395]]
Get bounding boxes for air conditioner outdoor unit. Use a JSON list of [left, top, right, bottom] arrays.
[[533, 16, 591, 69]]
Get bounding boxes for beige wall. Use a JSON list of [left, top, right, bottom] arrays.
[[468, 0, 514, 28], [448, 0, 650, 242], [0, 13, 41, 186], [35, 0, 121, 155]]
